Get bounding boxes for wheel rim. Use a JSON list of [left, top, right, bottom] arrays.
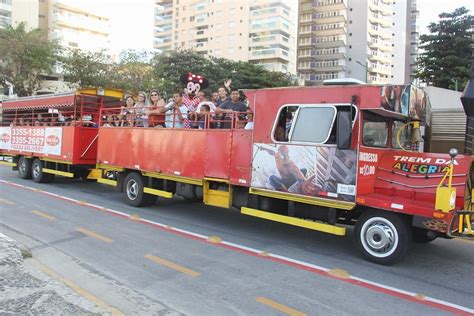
[[126, 179, 138, 200], [360, 216, 399, 258], [33, 162, 40, 179], [19, 160, 26, 175]]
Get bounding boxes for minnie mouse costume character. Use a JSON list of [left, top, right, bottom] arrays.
[[180, 72, 209, 128]]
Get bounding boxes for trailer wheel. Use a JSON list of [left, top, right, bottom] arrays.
[[355, 211, 411, 265], [31, 159, 54, 183], [123, 172, 157, 207], [18, 156, 32, 179]]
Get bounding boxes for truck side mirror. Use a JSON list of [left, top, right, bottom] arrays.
[[336, 111, 352, 150]]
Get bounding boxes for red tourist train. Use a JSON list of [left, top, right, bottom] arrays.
[[1, 84, 472, 265]]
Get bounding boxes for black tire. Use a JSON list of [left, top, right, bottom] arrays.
[[31, 159, 54, 183], [18, 156, 32, 179], [413, 228, 437, 243], [123, 172, 157, 207], [355, 211, 412, 265]]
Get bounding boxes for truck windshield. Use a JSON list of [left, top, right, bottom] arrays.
[[362, 111, 388, 147], [392, 120, 413, 149]]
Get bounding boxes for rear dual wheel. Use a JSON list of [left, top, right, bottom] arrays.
[[31, 159, 54, 183], [18, 156, 32, 179], [123, 172, 157, 207]]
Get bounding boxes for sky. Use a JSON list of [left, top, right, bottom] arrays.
[[100, 0, 474, 54], [417, 0, 473, 34]]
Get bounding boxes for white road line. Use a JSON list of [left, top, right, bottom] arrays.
[[1, 179, 473, 314]]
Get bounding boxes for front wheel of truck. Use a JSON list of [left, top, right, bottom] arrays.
[[355, 211, 411, 265]]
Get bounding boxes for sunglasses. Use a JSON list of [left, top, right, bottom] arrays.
[[151, 93, 159, 96]]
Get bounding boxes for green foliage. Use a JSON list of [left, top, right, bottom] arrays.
[[109, 49, 156, 95], [415, 7, 473, 91], [0, 22, 59, 96], [60, 48, 111, 89], [152, 49, 297, 96]]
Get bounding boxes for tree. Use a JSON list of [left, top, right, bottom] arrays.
[[151, 49, 297, 96], [109, 49, 156, 94], [0, 22, 59, 96], [416, 7, 473, 91], [60, 48, 111, 89]]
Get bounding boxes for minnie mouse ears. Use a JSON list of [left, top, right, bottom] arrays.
[[180, 72, 209, 89]]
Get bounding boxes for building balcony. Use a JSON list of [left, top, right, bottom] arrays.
[[249, 48, 290, 62], [315, 14, 347, 24], [316, 1, 347, 13], [314, 52, 346, 60], [315, 39, 346, 48], [369, 2, 392, 16], [369, 40, 392, 52], [368, 27, 391, 40], [51, 15, 109, 35], [314, 26, 347, 37], [0, 2, 12, 12], [316, 65, 346, 72], [368, 15, 392, 28], [368, 53, 391, 64], [0, 15, 11, 26]]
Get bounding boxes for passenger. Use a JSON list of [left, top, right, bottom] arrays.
[[134, 91, 148, 127], [146, 89, 166, 128], [103, 115, 117, 127], [215, 88, 247, 129], [211, 92, 219, 105], [197, 91, 206, 103], [195, 103, 212, 129], [120, 95, 135, 127], [165, 91, 188, 129], [50, 115, 59, 126], [244, 109, 254, 130], [9, 118, 17, 126]]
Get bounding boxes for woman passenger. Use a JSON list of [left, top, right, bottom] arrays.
[[120, 95, 135, 127], [134, 91, 148, 127], [146, 88, 166, 128]]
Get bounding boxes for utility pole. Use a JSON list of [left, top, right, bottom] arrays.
[[355, 60, 368, 83]]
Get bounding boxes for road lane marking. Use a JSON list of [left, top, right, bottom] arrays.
[[328, 268, 349, 279], [256, 296, 307, 316], [144, 253, 201, 277], [76, 227, 113, 244], [31, 259, 124, 315], [31, 210, 57, 221], [0, 197, 15, 205], [207, 235, 222, 243], [1, 179, 473, 315]]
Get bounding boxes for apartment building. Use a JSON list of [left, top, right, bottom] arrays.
[[0, 0, 39, 29], [297, 0, 418, 85], [1, 0, 110, 52], [154, 0, 297, 74], [391, 0, 419, 84], [47, 0, 111, 52]]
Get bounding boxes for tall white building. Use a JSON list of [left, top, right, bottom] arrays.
[[1, 0, 39, 30], [297, 0, 419, 85], [47, 0, 111, 52], [154, 0, 297, 74]]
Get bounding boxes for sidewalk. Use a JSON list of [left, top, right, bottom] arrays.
[[0, 232, 105, 314]]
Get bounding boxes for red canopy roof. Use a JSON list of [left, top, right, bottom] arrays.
[[2, 93, 76, 110]]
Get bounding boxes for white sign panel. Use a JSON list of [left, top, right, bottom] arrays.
[[0, 127, 62, 155]]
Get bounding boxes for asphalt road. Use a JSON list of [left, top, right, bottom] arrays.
[[0, 166, 473, 315]]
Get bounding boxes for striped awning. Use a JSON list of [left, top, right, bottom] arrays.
[[2, 93, 76, 110]]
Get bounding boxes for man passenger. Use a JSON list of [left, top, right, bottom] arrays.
[[215, 88, 247, 129], [165, 91, 188, 128]]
